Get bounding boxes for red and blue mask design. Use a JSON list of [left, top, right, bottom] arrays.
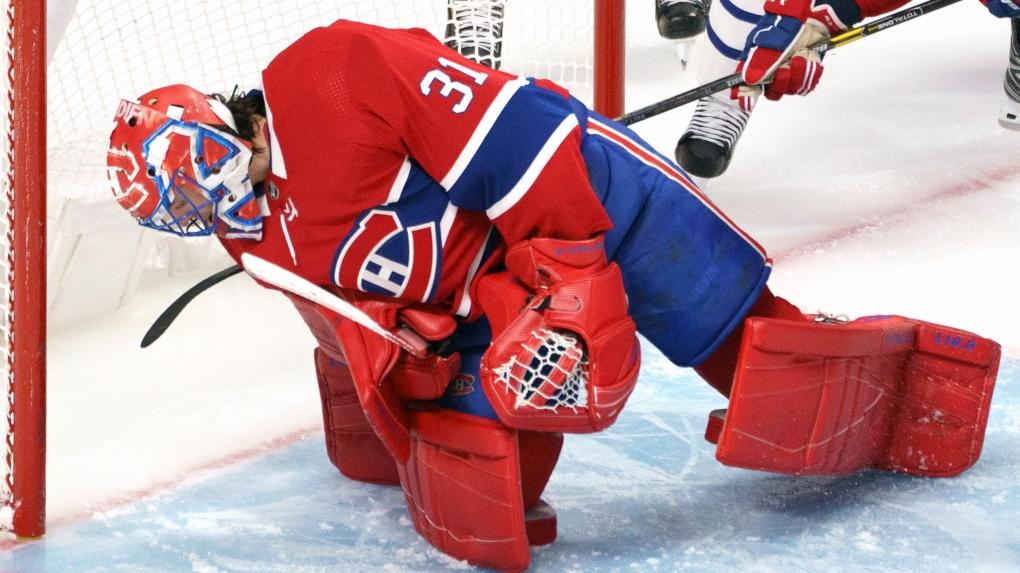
[[108, 85, 263, 238]]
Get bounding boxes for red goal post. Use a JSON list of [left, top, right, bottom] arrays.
[[2, 0, 626, 540], [2, 0, 47, 539]]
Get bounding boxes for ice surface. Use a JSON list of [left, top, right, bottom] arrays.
[[3, 1, 1018, 571]]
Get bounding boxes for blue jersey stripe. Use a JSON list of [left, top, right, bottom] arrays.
[[446, 80, 576, 213]]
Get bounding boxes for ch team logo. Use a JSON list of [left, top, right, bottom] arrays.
[[332, 209, 440, 302], [448, 373, 476, 397]]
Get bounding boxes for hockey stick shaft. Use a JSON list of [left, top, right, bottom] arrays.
[[141, 264, 244, 348], [616, 0, 965, 126], [239, 253, 429, 358]]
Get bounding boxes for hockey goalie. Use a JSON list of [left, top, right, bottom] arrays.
[[106, 18, 999, 572]]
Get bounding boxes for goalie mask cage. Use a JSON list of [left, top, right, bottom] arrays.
[[2, 0, 624, 539]]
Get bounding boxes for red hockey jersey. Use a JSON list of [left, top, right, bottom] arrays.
[[218, 20, 611, 318]]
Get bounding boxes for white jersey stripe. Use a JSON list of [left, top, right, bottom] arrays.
[[587, 117, 769, 263], [486, 114, 579, 219], [440, 77, 529, 190], [439, 202, 458, 247], [454, 226, 495, 317], [384, 157, 412, 205], [263, 86, 288, 179]]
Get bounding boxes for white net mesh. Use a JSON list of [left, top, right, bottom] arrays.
[[492, 328, 589, 411]]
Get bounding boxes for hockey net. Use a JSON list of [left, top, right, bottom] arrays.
[[3, 0, 624, 538]]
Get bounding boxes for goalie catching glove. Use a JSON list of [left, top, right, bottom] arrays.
[[477, 236, 641, 433]]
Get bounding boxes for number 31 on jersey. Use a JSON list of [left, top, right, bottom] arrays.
[[419, 57, 489, 113]]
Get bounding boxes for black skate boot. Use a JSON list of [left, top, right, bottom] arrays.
[[656, 0, 711, 40], [999, 17, 1020, 131], [445, 1, 505, 70], [674, 97, 750, 179]]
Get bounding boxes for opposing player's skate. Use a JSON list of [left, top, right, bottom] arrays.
[[656, 0, 711, 40], [675, 96, 749, 178], [657, 0, 711, 69], [999, 17, 1020, 131], [445, 0, 505, 70]]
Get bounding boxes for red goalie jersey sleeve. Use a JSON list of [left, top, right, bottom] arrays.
[[261, 19, 611, 245]]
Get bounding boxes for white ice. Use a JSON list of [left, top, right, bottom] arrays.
[[8, 1, 1020, 571]]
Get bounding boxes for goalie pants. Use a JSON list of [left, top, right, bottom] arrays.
[[440, 107, 773, 417]]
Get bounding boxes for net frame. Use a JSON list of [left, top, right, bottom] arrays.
[[2, 0, 47, 539]]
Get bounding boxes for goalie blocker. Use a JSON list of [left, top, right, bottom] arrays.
[[703, 314, 1000, 477]]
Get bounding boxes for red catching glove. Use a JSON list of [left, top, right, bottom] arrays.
[[477, 236, 640, 433]]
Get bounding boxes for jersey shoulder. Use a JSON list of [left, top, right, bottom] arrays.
[[267, 19, 440, 71]]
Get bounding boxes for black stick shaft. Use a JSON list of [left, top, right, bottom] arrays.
[[616, 0, 965, 126], [141, 264, 244, 348]]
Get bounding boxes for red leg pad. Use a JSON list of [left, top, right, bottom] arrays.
[[314, 347, 400, 485], [713, 316, 999, 477], [397, 408, 539, 572], [694, 286, 807, 397], [880, 320, 1000, 476]]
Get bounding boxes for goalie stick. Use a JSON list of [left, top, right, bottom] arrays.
[[617, 0, 966, 126], [141, 257, 433, 355], [141, 264, 244, 348], [238, 253, 430, 358]]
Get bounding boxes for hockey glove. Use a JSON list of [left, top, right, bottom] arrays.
[[982, 0, 1020, 18], [477, 236, 640, 433], [733, 0, 862, 109]]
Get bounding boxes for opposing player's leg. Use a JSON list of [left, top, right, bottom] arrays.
[[999, 17, 1020, 130], [675, 0, 762, 179]]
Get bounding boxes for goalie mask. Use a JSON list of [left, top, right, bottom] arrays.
[[107, 84, 262, 238]]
